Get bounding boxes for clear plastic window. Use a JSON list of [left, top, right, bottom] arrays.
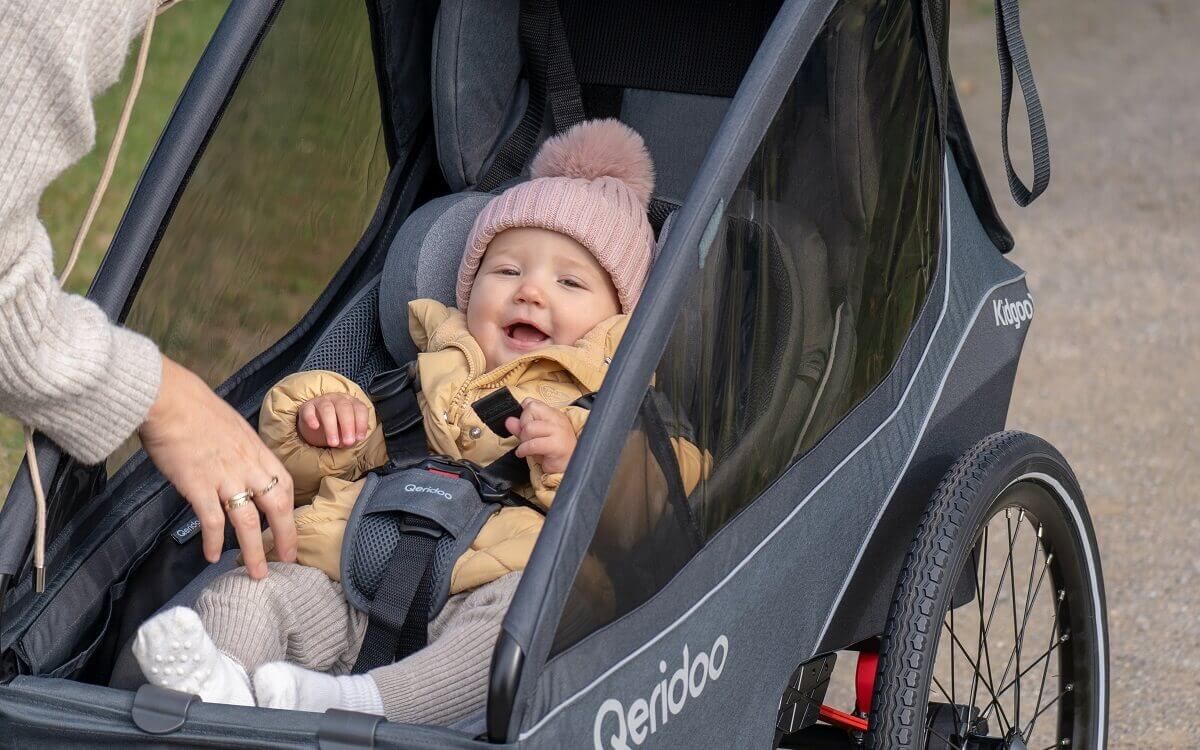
[[553, 0, 942, 653], [123, 1, 389, 389]]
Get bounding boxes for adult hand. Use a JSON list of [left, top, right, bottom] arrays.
[[138, 356, 296, 579]]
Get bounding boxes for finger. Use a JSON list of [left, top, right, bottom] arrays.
[[334, 398, 357, 445], [317, 400, 340, 447], [300, 400, 321, 431], [520, 398, 553, 419], [504, 416, 523, 437], [519, 401, 548, 430], [185, 487, 226, 564], [354, 400, 370, 441], [517, 420, 557, 439], [515, 436, 559, 460], [227, 497, 268, 579], [252, 456, 297, 564]]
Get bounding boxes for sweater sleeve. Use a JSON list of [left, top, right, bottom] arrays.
[[258, 371, 388, 506], [0, 0, 161, 464]]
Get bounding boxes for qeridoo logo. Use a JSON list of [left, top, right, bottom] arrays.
[[403, 484, 453, 500], [593, 635, 729, 750], [993, 293, 1034, 330]]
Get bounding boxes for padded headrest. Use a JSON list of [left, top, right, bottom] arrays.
[[432, 0, 523, 192], [378, 193, 493, 365], [431, 0, 771, 196]]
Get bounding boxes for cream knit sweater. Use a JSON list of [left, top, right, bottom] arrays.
[[0, 0, 162, 464]]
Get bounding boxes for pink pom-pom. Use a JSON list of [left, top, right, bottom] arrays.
[[530, 119, 655, 208]]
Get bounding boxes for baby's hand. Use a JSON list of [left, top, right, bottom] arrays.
[[504, 398, 577, 475], [297, 393, 370, 448]]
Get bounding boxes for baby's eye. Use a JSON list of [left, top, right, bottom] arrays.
[[559, 277, 584, 289], [495, 267, 520, 276]]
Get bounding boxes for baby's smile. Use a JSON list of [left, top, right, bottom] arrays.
[[502, 319, 552, 350]]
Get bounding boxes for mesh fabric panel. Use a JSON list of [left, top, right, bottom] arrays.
[[301, 284, 395, 388]]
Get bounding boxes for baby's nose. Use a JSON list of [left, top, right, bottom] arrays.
[[514, 281, 547, 305]]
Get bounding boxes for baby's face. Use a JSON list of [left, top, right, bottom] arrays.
[[467, 227, 621, 370]]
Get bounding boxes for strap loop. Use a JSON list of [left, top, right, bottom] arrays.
[[994, 0, 1050, 206]]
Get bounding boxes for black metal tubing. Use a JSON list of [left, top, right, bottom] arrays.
[[486, 633, 525, 741]]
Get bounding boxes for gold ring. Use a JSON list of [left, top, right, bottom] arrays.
[[224, 489, 254, 513], [258, 475, 279, 496]]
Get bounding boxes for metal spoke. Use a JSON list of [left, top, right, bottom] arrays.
[[1007, 511, 1022, 729], [1025, 590, 1067, 739], [1025, 683, 1071, 737], [986, 629, 1067, 709], [993, 544, 1052, 698], [932, 675, 956, 707], [977, 512, 1024, 736], [949, 605, 957, 707], [945, 613, 1011, 733], [965, 527, 1001, 737], [924, 719, 962, 750]]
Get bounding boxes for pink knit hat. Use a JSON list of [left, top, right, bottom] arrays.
[[456, 119, 656, 314]]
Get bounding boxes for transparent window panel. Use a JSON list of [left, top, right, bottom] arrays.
[[553, 0, 942, 651], [124, 1, 389, 389]]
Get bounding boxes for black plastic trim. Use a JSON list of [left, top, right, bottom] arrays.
[[130, 684, 197, 735], [318, 708, 383, 750]]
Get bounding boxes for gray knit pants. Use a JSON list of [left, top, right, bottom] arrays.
[[194, 562, 520, 726]]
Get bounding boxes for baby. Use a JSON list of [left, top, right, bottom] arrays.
[[132, 119, 702, 725]]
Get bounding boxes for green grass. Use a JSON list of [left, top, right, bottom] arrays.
[[0, 2, 229, 500]]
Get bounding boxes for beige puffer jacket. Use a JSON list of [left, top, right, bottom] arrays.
[[258, 299, 705, 596]]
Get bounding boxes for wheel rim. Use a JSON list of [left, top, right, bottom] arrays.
[[925, 480, 1100, 750]]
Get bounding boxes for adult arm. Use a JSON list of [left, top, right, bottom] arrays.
[[0, 2, 297, 577], [0, 0, 161, 462]]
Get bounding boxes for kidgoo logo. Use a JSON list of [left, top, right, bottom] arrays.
[[593, 635, 729, 750], [994, 293, 1034, 330], [403, 484, 453, 500]]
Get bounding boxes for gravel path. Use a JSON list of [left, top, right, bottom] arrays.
[[949, 0, 1200, 745]]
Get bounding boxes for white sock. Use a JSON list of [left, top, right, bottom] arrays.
[[253, 662, 383, 715], [133, 606, 254, 707]]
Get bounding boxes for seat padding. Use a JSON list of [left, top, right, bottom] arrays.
[[432, 0, 523, 192], [378, 193, 493, 366]]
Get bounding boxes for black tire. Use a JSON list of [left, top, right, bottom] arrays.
[[866, 431, 1108, 750]]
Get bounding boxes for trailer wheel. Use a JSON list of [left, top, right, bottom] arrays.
[[866, 432, 1108, 750]]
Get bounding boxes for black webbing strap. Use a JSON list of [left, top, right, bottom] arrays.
[[647, 196, 678, 236], [472, 388, 523, 438], [640, 392, 703, 550], [476, 0, 585, 192], [994, 0, 1050, 206], [351, 516, 440, 673], [367, 364, 426, 459]]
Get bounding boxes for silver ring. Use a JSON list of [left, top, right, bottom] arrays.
[[224, 489, 254, 513], [258, 475, 279, 496]]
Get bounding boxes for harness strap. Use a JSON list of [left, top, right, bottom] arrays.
[[647, 196, 678, 236], [641, 391, 703, 549], [351, 516, 440, 673], [367, 363, 426, 458], [476, 0, 585, 192], [994, 0, 1050, 206], [472, 387, 523, 438]]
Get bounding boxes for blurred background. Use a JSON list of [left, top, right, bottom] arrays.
[[0, 0, 1194, 746]]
